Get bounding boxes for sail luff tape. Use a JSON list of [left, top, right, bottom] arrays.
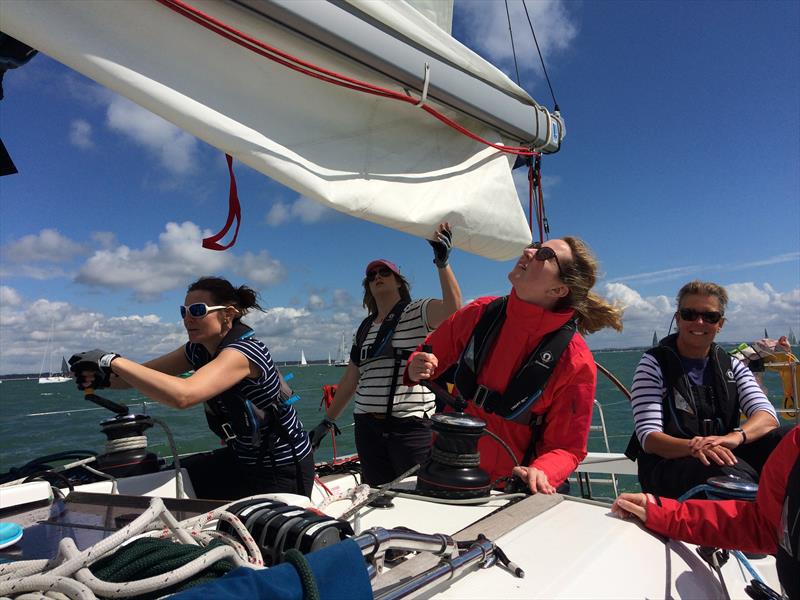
[[417, 63, 431, 107]]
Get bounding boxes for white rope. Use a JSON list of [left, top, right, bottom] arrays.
[[105, 436, 147, 453], [0, 497, 264, 599]]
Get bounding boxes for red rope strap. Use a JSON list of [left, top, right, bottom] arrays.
[[201, 154, 241, 250]]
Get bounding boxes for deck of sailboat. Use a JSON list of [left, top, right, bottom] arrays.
[[0, 461, 780, 599]]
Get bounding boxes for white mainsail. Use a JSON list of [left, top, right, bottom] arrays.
[[299, 349, 308, 367], [1, 0, 564, 260]]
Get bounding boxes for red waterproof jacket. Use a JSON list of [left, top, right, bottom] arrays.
[[646, 426, 799, 554], [404, 290, 596, 487]]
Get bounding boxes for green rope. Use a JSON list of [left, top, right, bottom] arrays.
[[282, 548, 320, 600], [90, 538, 236, 599]]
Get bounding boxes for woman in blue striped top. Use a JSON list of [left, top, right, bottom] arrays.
[[627, 280, 782, 499], [70, 276, 313, 500]]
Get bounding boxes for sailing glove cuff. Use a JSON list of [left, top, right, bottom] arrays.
[[428, 227, 453, 268], [68, 349, 120, 389]]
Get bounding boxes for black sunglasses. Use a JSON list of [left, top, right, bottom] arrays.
[[366, 267, 393, 282], [526, 242, 563, 277], [678, 308, 723, 324]]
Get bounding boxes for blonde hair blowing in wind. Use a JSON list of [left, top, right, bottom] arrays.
[[556, 236, 624, 335]]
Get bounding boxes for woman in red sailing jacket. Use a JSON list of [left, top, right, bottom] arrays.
[[612, 426, 799, 600], [406, 237, 623, 494]]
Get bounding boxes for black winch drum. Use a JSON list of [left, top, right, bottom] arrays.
[[416, 412, 492, 499]]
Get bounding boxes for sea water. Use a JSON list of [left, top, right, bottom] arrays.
[[0, 351, 791, 495]]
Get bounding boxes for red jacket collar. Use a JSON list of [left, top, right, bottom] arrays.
[[507, 288, 574, 334]]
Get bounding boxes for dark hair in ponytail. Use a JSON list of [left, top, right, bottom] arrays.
[[187, 276, 263, 320]]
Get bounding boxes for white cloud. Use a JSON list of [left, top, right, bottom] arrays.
[[106, 95, 198, 175], [0, 286, 22, 307], [586, 281, 800, 349], [308, 294, 325, 311], [457, 0, 577, 77], [73, 222, 287, 299], [236, 250, 287, 287], [91, 231, 117, 250], [265, 197, 331, 227], [69, 119, 94, 149], [2, 229, 86, 263], [76, 221, 232, 298], [0, 298, 183, 375]]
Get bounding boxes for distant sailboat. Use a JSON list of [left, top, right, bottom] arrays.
[[327, 352, 332, 366], [652, 331, 658, 346], [299, 349, 308, 367], [789, 328, 797, 346], [38, 325, 71, 384], [335, 332, 349, 367], [764, 328, 769, 338]]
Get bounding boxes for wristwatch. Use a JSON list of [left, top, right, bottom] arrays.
[[733, 427, 747, 444]]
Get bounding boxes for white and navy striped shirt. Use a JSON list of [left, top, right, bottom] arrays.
[[631, 352, 778, 447], [185, 337, 311, 468], [353, 299, 436, 418]]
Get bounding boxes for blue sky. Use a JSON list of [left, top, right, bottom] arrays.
[[1, 0, 798, 375]]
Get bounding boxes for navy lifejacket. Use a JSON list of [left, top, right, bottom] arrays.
[[453, 296, 577, 424], [202, 322, 293, 448], [349, 300, 411, 366], [349, 300, 413, 425], [625, 333, 739, 461], [650, 334, 739, 439]]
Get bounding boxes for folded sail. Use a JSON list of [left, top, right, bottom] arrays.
[[1, 0, 564, 260]]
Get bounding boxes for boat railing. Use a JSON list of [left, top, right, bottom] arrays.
[[764, 357, 799, 425]]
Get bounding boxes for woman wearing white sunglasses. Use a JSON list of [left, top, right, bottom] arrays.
[[69, 276, 314, 500]]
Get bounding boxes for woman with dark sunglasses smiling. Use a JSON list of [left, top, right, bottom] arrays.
[[68, 276, 314, 501], [407, 237, 624, 496], [627, 279, 782, 500], [310, 223, 462, 490]]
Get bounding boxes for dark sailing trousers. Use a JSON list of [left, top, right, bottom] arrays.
[[638, 426, 790, 499], [182, 446, 315, 501], [354, 414, 433, 486]]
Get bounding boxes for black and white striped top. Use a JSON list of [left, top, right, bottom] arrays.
[[185, 337, 311, 468], [353, 298, 436, 418], [631, 352, 778, 447]]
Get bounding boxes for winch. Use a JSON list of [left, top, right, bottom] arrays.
[[416, 412, 492, 499], [87, 390, 159, 478]]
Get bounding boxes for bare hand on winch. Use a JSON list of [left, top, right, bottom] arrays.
[[511, 465, 556, 495], [407, 351, 438, 382]]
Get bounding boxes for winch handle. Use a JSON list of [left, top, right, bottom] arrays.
[[84, 388, 130, 415], [418, 345, 467, 412]]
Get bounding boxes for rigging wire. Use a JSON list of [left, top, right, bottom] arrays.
[[522, 0, 559, 111], [503, 0, 521, 86]]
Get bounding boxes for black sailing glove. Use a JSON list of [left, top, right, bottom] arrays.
[[309, 417, 341, 451], [428, 225, 453, 268], [68, 349, 120, 390]]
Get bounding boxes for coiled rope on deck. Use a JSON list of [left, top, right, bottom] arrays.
[[0, 497, 264, 599]]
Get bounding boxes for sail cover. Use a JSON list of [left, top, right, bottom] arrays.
[[1, 0, 559, 260]]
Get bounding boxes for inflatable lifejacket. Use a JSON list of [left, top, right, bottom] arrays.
[[452, 295, 577, 423]]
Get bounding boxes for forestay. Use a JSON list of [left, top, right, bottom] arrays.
[[1, 0, 560, 260]]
